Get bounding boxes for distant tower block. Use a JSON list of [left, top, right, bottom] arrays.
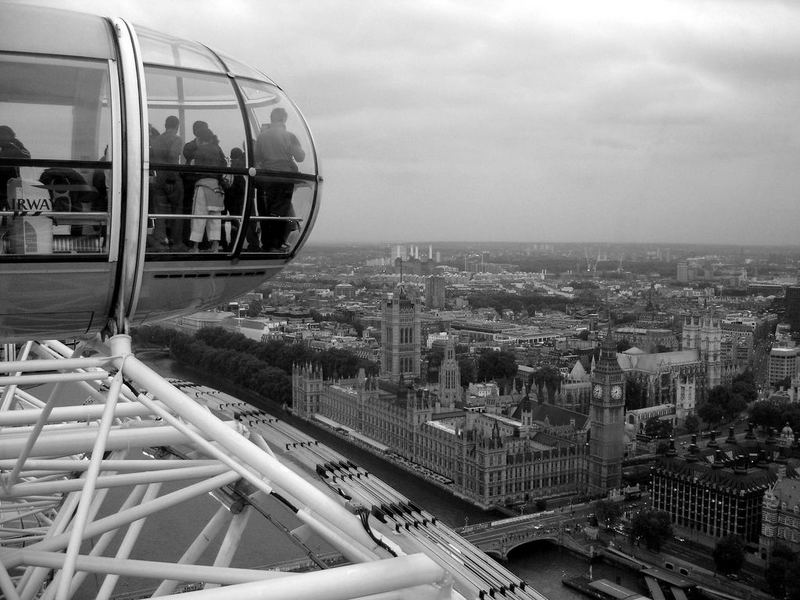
[[428, 244, 433, 260], [677, 261, 689, 282], [786, 286, 800, 334], [426, 275, 446, 309], [381, 289, 421, 380]]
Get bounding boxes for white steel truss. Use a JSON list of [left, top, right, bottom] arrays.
[[0, 335, 547, 600]]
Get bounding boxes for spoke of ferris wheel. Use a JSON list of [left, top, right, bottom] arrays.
[[0, 334, 466, 600], [0, 341, 34, 411], [5, 468, 243, 597], [27, 482, 153, 600], [0, 459, 218, 472], [6, 463, 231, 497], [202, 505, 253, 591], [0, 402, 172, 427], [92, 482, 162, 600], [10, 550, 449, 600], [151, 505, 235, 597], [97, 334, 385, 562]]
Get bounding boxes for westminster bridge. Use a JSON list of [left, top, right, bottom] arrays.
[[456, 508, 596, 561]]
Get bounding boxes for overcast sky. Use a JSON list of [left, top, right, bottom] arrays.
[[22, 0, 800, 247]]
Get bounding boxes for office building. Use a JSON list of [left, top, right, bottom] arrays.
[[651, 432, 788, 546], [425, 275, 446, 309], [785, 286, 800, 333], [769, 344, 799, 386]]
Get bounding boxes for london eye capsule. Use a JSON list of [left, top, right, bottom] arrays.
[[0, 4, 321, 341]]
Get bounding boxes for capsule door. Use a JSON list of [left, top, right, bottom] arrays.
[[0, 48, 121, 341]]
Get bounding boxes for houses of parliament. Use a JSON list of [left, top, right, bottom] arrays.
[[293, 287, 639, 508]]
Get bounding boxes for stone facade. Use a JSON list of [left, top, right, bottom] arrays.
[[292, 364, 589, 509], [760, 476, 800, 561], [380, 290, 421, 380], [587, 333, 625, 495]]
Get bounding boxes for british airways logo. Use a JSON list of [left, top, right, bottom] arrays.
[[15, 197, 53, 212]]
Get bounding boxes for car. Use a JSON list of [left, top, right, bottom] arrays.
[[674, 536, 686, 543]]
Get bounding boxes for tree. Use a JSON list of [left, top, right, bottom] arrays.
[[644, 417, 673, 439], [630, 510, 673, 552], [532, 365, 562, 400], [713, 535, 745, 575], [425, 345, 445, 383], [683, 414, 700, 434], [616, 338, 632, 352], [476, 350, 518, 384], [750, 398, 787, 431], [732, 369, 757, 403], [593, 499, 622, 530], [706, 385, 747, 423], [534, 498, 547, 512], [697, 398, 725, 428], [458, 356, 476, 387], [624, 377, 646, 411], [245, 300, 263, 318], [765, 543, 797, 599]]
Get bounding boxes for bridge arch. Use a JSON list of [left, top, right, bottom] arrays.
[[505, 537, 560, 561]]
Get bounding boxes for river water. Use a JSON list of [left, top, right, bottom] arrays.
[[123, 354, 648, 600]]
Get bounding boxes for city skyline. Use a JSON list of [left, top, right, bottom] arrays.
[[28, 0, 800, 246]]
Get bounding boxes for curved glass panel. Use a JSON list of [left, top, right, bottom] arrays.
[[0, 4, 113, 59], [236, 80, 317, 255], [238, 80, 317, 175], [136, 26, 225, 72], [144, 66, 247, 254], [216, 52, 274, 83], [145, 67, 247, 163], [145, 164, 240, 254], [0, 54, 112, 257], [0, 55, 112, 162], [247, 178, 317, 254]]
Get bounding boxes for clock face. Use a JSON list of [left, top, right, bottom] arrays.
[[611, 385, 623, 400], [593, 384, 604, 399]]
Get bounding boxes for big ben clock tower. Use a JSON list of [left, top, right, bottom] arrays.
[[588, 331, 625, 494]]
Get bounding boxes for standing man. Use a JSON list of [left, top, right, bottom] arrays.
[[150, 115, 183, 249], [254, 107, 304, 252]]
